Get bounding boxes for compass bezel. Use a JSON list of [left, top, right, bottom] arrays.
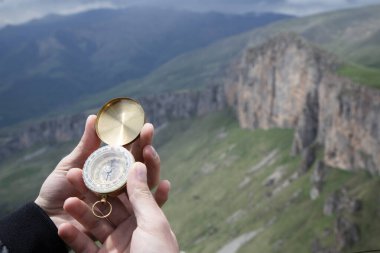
[[83, 145, 135, 194]]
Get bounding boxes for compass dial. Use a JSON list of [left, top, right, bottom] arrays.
[[83, 145, 134, 194]]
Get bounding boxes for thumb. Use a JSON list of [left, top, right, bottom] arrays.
[[61, 115, 101, 168], [127, 162, 167, 231]]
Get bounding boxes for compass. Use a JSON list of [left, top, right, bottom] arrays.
[[83, 97, 145, 218]]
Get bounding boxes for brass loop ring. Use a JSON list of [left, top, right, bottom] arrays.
[[92, 200, 113, 219]]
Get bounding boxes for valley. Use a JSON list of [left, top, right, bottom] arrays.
[[1, 4, 380, 253]]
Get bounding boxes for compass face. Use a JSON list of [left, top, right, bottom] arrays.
[[83, 145, 134, 194]]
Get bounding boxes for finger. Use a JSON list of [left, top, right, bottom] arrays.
[[127, 162, 169, 232], [154, 180, 171, 207], [58, 223, 98, 253], [102, 216, 136, 252], [67, 168, 130, 225], [129, 123, 154, 162], [117, 193, 133, 215], [143, 145, 160, 189], [64, 197, 114, 243], [60, 115, 101, 169]]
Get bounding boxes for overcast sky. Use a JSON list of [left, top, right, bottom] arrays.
[[1, 0, 380, 27]]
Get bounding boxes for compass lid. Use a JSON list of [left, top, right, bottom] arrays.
[[95, 97, 145, 146]]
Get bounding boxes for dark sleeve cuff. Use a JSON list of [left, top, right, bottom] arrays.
[[0, 202, 67, 253]]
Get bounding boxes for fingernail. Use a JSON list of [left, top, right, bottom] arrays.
[[135, 163, 147, 182], [150, 146, 159, 160]]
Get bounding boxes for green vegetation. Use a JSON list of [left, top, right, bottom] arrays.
[[2, 5, 380, 252], [0, 9, 288, 128], [1, 111, 380, 252], [156, 112, 380, 252], [58, 30, 253, 114], [67, 4, 380, 114], [337, 63, 380, 89], [0, 141, 76, 215], [2, 4, 380, 128]]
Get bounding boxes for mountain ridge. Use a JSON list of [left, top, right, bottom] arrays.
[[59, 4, 380, 117], [0, 7, 290, 127], [3, 32, 380, 176], [1, 6, 380, 251]]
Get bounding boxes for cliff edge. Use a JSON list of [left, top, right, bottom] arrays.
[[227, 33, 380, 173]]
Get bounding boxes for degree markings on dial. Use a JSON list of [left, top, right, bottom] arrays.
[[83, 146, 134, 194]]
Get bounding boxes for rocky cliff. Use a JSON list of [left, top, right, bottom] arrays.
[[318, 74, 380, 173], [2, 33, 380, 175], [0, 84, 227, 161], [228, 33, 380, 174]]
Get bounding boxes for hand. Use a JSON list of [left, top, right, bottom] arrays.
[[58, 162, 179, 253], [34, 115, 163, 232]]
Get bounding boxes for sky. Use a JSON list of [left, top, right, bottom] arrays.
[[1, 0, 380, 27]]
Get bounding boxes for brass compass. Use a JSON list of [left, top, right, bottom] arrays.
[[83, 98, 145, 218]]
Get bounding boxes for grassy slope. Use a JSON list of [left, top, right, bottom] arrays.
[[2, 6, 380, 250], [58, 30, 254, 114], [1, 111, 380, 251], [65, 4, 380, 115], [337, 63, 380, 89], [259, 5, 380, 88], [156, 111, 380, 253], [0, 4, 377, 128], [0, 141, 76, 215]]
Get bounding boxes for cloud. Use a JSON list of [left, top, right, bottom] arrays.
[[1, 0, 380, 27], [0, 0, 118, 27]]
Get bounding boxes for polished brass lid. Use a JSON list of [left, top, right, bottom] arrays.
[[95, 98, 145, 146]]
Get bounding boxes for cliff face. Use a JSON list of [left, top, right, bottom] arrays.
[[227, 34, 336, 130], [0, 114, 87, 160], [140, 84, 226, 126], [0, 84, 227, 161], [318, 75, 380, 173], [229, 33, 380, 173], [2, 33, 380, 174]]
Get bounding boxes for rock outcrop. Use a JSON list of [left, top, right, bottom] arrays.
[[323, 188, 361, 216], [2, 33, 380, 175], [0, 114, 87, 160], [226, 33, 337, 133], [140, 84, 226, 126], [228, 33, 380, 174], [0, 84, 227, 161], [318, 74, 380, 173], [310, 160, 328, 200]]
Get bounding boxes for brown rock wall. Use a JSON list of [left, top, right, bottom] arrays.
[[229, 33, 380, 173], [318, 75, 380, 173]]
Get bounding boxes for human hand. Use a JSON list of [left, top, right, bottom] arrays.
[[34, 115, 162, 232], [58, 162, 179, 253]]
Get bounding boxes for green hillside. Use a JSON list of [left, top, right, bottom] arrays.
[[2, 111, 379, 252], [337, 63, 380, 89], [1, 5, 380, 252], [262, 4, 380, 68], [3, 4, 380, 125], [0, 8, 289, 127], [64, 4, 380, 115], [157, 112, 380, 253]]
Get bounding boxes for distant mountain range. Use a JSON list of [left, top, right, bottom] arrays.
[[60, 4, 380, 117], [1, 5, 380, 253], [0, 7, 290, 127]]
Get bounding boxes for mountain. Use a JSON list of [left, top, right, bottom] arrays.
[[1, 4, 380, 253], [1, 29, 380, 252], [0, 7, 290, 127], [62, 4, 380, 116]]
